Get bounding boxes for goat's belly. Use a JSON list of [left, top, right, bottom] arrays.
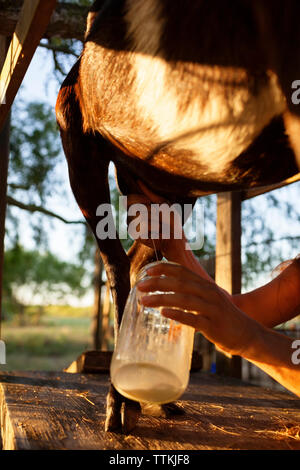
[[81, 50, 287, 181]]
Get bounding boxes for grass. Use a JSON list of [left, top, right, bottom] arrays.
[[0, 304, 95, 371]]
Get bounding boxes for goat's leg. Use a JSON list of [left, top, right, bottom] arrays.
[[56, 72, 140, 433], [65, 135, 140, 432]]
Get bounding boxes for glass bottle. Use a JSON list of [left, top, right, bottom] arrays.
[[110, 261, 194, 404]]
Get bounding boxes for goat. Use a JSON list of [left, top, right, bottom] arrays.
[[56, 0, 300, 432]]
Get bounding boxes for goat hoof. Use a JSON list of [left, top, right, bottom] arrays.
[[105, 385, 141, 433], [105, 385, 123, 432], [121, 398, 141, 434]]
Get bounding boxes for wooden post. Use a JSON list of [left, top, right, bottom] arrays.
[[91, 248, 104, 350], [0, 36, 10, 339], [215, 191, 242, 378], [101, 282, 112, 351]]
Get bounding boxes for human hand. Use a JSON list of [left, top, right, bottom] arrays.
[[137, 262, 261, 357], [126, 181, 186, 256]]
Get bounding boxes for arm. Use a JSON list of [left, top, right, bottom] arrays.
[[245, 325, 300, 397], [167, 239, 300, 328], [233, 258, 300, 327], [137, 263, 300, 397]]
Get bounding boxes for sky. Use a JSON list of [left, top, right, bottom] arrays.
[[9, 45, 300, 304]]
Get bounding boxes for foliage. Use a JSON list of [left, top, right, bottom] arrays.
[[40, 0, 94, 79], [5, 94, 93, 320], [3, 244, 87, 310], [7, 100, 66, 246], [9, 100, 61, 200], [241, 190, 300, 287]]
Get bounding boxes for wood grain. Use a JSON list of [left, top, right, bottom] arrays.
[[0, 371, 299, 450]]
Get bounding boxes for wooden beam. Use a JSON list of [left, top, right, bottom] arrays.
[[91, 248, 105, 350], [0, 0, 57, 132], [0, 37, 10, 342], [242, 172, 300, 200], [215, 191, 242, 378]]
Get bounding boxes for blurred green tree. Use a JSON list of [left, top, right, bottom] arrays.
[[3, 244, 87, 325], [6, 99, 85, 248]]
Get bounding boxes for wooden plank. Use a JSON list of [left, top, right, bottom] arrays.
[[0, 371, 299, 450], [0, 0, 57, 131], [242, 172, 300, 200], [64, 350, 113, 374], [215, 192, 242, 378], [0, 37, 10, 343]]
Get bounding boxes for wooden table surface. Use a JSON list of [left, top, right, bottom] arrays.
[[0, 370, 299, 450]]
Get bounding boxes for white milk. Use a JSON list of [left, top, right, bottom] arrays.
[[111, 361, 185, 404]]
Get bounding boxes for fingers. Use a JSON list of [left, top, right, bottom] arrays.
[[137, 276, 203, 298], [139, 263, 226, 307], [140, 292, 211, 317], [144, 262, 213, 287], [161, 308, 210, 331]]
